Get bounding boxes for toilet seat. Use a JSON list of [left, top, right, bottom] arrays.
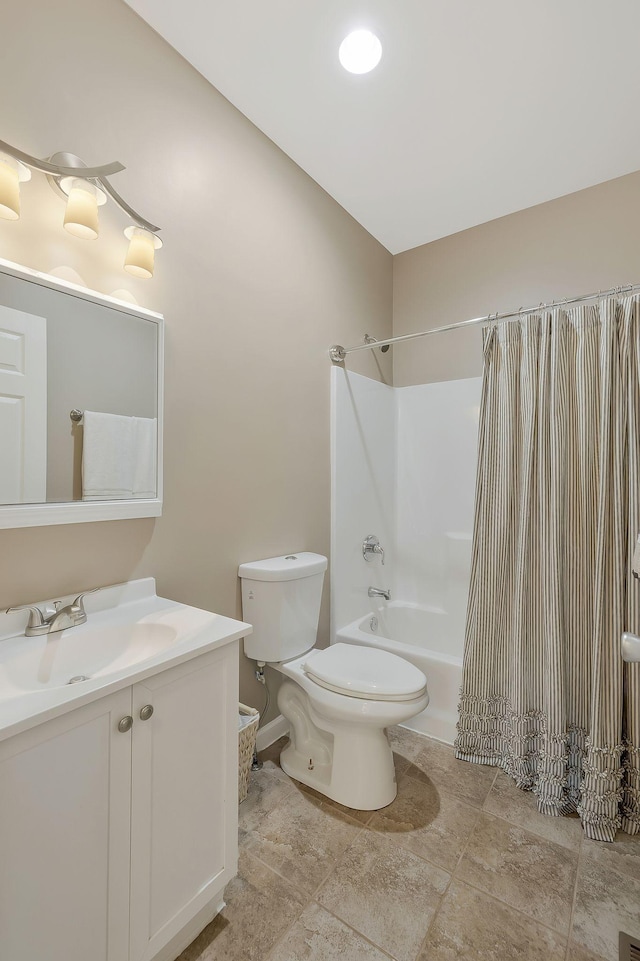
[[303, 643, 427, 702]]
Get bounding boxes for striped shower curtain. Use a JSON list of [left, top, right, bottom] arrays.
[[455, 295, 640, 841]]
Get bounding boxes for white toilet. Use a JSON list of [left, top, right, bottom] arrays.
[[239, 552, 429, 810]]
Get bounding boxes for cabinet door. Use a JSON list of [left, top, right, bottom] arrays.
[[129, 643, 239, 961], [0, 688, 132, 961]]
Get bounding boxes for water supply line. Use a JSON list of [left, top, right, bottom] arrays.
[[252, 661, 270, 771], [255, 661, 271, 727]]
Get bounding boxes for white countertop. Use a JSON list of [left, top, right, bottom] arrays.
[[0, 578, 252, 742]]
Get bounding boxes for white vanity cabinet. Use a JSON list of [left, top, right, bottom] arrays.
[[129, 645, 237, 961], [0, 641, 239, 961], [0, 686, 133, 961]]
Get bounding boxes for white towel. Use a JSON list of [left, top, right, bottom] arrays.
[[633, 534, 640, 579], [82, 411, 135, 500], [82, 411, 157, 500], [132, 416, 157, 498]]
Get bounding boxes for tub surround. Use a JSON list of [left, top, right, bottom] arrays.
[[395, 377, 481, 635], [330, 368, 396, 638], [331, 368, 480, 743]]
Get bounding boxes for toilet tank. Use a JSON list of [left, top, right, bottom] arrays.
[[239, 552, 328, 662]]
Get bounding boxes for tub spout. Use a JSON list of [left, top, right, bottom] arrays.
[[368, 587, 391, 601]]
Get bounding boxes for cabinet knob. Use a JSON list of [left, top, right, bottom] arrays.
[[118, 715, 133, 733], [139, 704, 154, 721]]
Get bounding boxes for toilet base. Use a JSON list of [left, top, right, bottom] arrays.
[[277, 678, 424, 810], [280, 736, 397, 810]]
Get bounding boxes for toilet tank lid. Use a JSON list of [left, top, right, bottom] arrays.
[[238, 552, 328, 582]]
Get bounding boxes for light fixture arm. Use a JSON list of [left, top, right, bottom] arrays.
[[0, 139, 161, 233], [95, 176, 160, 234], [0, 139, 124, 180]]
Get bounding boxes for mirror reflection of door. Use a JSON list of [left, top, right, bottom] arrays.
[[0, 306, 47, 505]]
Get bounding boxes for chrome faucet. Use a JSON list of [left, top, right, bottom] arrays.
[[6, 588, 100, 637], [362, 535, 385, 565], [368, 586, 391, 601]]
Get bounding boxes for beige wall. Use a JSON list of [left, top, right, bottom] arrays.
[[0, 0, 392, 717], [393, 169, 640, 386]]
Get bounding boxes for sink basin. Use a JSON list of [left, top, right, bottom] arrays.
[[0, 578, 252, 740], [0, 620, 178, 696]]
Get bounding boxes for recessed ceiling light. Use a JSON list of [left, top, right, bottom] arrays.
[[339, 30, 382, 75]]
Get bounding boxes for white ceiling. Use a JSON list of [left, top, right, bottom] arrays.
[[125, 1, 640, 253]]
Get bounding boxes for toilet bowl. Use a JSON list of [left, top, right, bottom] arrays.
[[239, 552, 429, 810], [275, 644, 428, 809]]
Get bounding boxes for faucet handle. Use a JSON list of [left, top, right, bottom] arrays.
[[5, 604, 46, 629], [71, 587, 100, 614], [362, 534, 385, 565]]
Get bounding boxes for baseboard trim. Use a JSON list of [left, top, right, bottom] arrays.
[[256, 714, 290, 752]]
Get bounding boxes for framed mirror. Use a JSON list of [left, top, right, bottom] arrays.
[[0, 258, 163, 528]]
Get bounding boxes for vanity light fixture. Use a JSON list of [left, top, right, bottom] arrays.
[[124, 226, 163, 279], [338, 29, 382, 74], [62, 178, 105, 240], [0, 155, 31, 221], [0, 139, 162, 278]]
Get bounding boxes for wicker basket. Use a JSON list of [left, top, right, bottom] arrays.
[[238, 702, 260, 803]]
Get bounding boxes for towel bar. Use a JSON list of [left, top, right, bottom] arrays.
[[70, 409, 84, 422]]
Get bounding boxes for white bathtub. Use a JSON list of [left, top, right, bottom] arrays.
[[335, 602, 462, 745]]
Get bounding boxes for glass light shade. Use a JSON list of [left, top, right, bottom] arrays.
[[0, 157, 30, 221], [63, 179, 99, 240], [339, 29, 382, 74], [124, 227, 162, 279]]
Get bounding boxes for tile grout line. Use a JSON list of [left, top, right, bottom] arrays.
[[302, 736, 502, 961], [375, 764, 501, 879], [260, 908, 310, 961], [414, 770, 577, 958], [446, 798, 578, 946], [563, 826, 584, 961], [400, 768, 489, 810], [255, 821, 399, 961], [239, 845, 314, 901], [243, 812, 369, 902], [409, 802, 487, 961], [311, 902, 402, 961], [309, 805, 451, 961], [252, 735, 417, 961], [257, 734, 582, 960], [455, 787, 578, 944], [263, 733, 628, 959], [477, 768, 586, 854], [399, 756, 499, 808], [239, 845, 318, 904], [306, 755, 462, 960], [307, 818, 369, 900], [235, 848, 312, 961], [451, 874, 573, 944]]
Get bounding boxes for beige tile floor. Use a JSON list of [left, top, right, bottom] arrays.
[[178, 727, 640, 961]]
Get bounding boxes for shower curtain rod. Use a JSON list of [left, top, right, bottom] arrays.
[[328, 281, 640, 363]]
